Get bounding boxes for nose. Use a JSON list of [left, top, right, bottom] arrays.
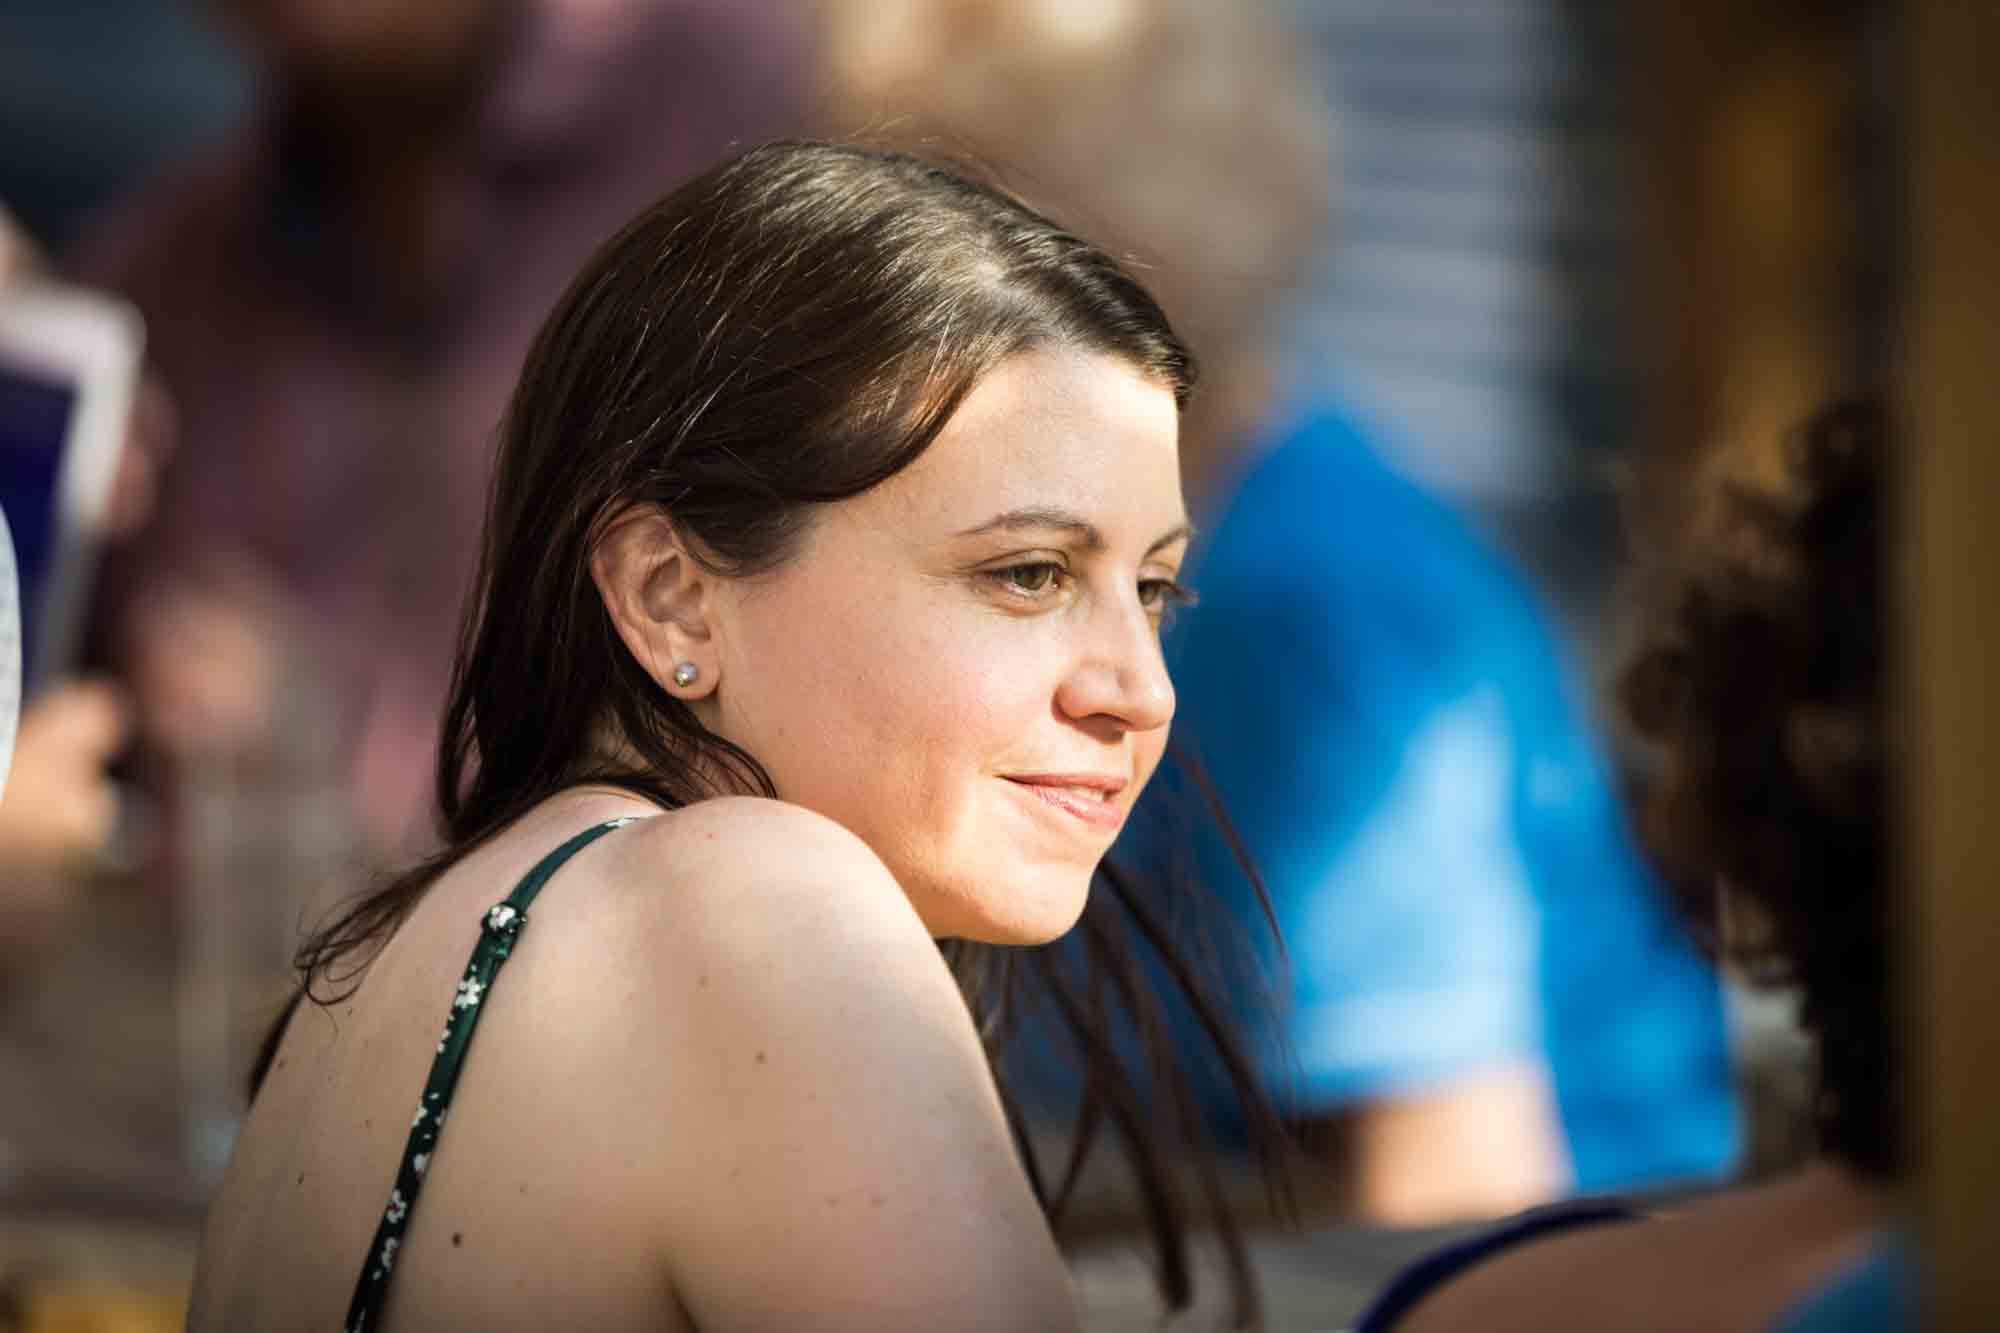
[[1054, 594, 1175, 735]]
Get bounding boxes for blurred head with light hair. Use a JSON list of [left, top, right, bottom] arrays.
[[817, 0, 1330, 497]]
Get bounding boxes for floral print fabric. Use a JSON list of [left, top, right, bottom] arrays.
[[343, 817, 639, 1332]]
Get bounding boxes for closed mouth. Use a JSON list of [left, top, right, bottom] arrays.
[[1002, 774, 1128, 830]]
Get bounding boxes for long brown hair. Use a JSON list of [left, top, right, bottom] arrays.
[[261, 141, 1291, 1324]]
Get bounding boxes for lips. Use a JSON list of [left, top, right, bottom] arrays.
[[1002, 773, 1129, 831]]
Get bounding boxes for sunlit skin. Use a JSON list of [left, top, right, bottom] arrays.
[[684, 347, 1190, 943]]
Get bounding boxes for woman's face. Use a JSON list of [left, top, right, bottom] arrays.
[[708, 347, 1188, 943]]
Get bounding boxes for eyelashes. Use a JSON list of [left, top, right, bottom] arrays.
[[1140, 577, 1198, 618], [988, 561, 1066, 597], [980, 561, 1196, 625]]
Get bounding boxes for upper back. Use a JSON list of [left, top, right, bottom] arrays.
[[188, 790, 1074, 1332]]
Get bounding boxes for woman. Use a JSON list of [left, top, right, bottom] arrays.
[[1356, 398, 1912, 1331], [188, 142, 1283, 1331]]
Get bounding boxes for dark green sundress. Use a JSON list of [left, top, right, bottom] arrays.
[[343, 816, 641, 1333]]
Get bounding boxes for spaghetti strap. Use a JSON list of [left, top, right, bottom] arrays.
[[342, 816, 642, 1333]]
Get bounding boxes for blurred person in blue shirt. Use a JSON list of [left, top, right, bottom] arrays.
[[1159, 403, 1738, 1218], [823, 0, 1737, 1222]]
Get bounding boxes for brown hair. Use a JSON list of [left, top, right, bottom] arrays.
[[260, 140, 1288, 1324], [1619, 397, 1892, 1175]]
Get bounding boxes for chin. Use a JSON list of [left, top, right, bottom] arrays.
[[930, 863, 1093, 945]]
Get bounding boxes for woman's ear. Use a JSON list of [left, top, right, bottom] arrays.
[[589, 506, 720, 699]]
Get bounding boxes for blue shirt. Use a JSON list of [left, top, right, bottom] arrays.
[[1154, 406, 1738, 1192]]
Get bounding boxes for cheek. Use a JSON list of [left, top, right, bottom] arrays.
[[735, 580, 1043, 800], [855, 617, 1047, 785]]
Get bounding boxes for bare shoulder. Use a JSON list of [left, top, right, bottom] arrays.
[[623, 795, 892, 881], [561, 797, 954, 1062], [591, 798, 1074, 1329], [604, 796, 922, 948], [602, 796, 960, 1050]]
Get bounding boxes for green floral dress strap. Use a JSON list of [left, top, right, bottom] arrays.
[[343, 816, 642, 1333]]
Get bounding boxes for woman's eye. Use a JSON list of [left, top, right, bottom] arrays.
[[1139, 578, 1197, 617], [992, 562, 1067, 596]]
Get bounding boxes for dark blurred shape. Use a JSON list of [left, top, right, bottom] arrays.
[[78, 0, 812, 857], [1621, 398, 1889, 1177], [1905, 2, 2000, 1323], [0, 0, 249, 250]]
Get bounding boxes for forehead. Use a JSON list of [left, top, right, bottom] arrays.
[[863, 347, 1184, 532]]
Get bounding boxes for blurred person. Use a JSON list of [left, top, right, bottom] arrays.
[[820, 0, 1324, 506], [79, 0, 810, 857], [821, 0, 1736, 1222], [198, 142, 1285, 1332], [1162, 405, 1740, 1218], [0, 207, 163, 970], [0, 489, 118, 936], [1356, 398, 1913, 1331]]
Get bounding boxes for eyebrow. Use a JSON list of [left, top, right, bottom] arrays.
[[954, 505, 1195, 557]]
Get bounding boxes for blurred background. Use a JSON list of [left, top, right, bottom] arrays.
[[0, 0, 1987, 1329]]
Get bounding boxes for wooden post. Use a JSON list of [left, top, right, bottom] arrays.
[[1635, 0, 1867, 545], [1905, 1, 2000, 1323]]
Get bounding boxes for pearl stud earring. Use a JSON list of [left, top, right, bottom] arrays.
[[672, 661, 699, 688]]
